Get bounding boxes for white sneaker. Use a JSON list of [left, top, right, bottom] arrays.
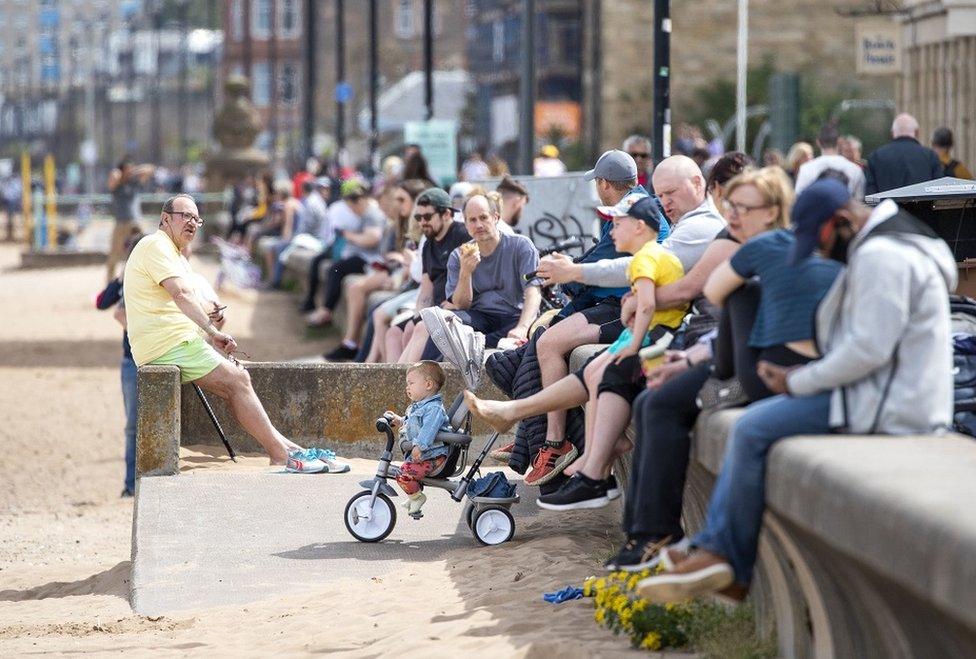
[[406, 492, 426, 518], [285, 454, 326, 474], [290, 448, 351, 474]]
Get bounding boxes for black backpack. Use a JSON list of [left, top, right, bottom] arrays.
[[950, 296, 976, 436]]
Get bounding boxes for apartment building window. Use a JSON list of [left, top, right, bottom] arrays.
[[252, 61, 271, 107], [252, 0, 272, 39], [395, 0, 414, 39], [230, 0, 244, 41], [492, 20, 504, 63], [280, 62, 298, 106], [279, 0, 300, 39]]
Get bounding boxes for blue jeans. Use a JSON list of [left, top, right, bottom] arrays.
[[692, 391, 832, 584], [121, 356, 138, 493]]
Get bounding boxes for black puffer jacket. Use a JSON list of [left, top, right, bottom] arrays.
[[485, 327, 586, 478]]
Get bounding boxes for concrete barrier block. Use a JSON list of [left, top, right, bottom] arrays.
[[767, 435, 976, 631], [136, 365, 181, 477], [20, 249, 107, 269], [179, 362, 507, 453]]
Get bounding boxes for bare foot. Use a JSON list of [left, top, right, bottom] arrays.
[[463, 390, 517, 434]]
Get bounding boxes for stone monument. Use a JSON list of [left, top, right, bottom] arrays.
[[205, 76, 269, 189]]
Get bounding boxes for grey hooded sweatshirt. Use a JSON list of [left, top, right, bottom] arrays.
[[787, 200, 957, 434]]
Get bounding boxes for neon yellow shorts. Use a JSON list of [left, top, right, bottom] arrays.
[[148, 336, 224, 384]]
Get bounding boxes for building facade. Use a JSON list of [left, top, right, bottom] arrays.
[[222, 0, 305, 162], [898, 0, 976, 171], [466, 0, 583, 163]]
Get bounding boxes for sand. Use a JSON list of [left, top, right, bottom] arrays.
[[0, 243, 646, 657]]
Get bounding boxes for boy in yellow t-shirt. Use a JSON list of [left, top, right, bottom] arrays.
[[536, 194, 688, 512], [599, 193, 686, 369]]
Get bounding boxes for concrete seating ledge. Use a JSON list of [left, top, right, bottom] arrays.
[[135, 346, 976, 656]]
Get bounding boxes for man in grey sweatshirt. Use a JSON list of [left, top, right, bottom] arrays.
[[637, 178, 956, 604]]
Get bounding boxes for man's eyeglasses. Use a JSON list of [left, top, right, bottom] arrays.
[[628, 152, 651, 159], [721, 199, 773, 216], [413, 211, 437, 222], [168, 210, 204, 226]]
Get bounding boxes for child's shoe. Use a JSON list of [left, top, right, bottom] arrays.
[[405, 491, 426, 519]]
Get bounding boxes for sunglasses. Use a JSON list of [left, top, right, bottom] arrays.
[[628, 152, 650, 159], [413, 212, 437, 222]]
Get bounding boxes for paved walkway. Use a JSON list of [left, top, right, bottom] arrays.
[[131, 464, 540, 615]]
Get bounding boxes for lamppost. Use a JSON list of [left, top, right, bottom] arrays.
[[518, 0, 536, 175], [736, 0, 748, 153], [652, 0, 671, 162]]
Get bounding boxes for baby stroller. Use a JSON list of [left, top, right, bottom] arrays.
[[211, 236, 263, 290], [343, 308, 520, 546]]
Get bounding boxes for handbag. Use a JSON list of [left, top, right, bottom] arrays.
[[696, 375, 748, 411]]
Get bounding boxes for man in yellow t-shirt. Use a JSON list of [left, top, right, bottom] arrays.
[[124, 194, 332, 473]]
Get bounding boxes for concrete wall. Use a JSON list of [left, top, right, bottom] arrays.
[[137, 362, 507, 463], [689, 409, 976, 657]]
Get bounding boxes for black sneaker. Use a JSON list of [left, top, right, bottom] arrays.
[[606, 475, 621, 500], [536, 474, 609, 511], [324, 343, 358, 361], [604, 534, 681, 572]]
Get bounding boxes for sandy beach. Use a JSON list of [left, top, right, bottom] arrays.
[[0, 243, 643, 657]]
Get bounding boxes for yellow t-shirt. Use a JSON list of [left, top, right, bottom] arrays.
[[123, 231, 203, 365], [627, 241, 687, 329]]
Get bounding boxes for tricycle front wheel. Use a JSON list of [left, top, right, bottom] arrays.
[[344, 490, 396, 543]]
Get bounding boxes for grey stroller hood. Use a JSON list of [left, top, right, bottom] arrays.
[[420, 308, 485, 390]]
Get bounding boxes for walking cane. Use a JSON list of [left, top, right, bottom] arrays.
[[192, 383, 237, 462]]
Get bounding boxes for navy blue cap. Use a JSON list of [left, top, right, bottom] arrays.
[[627, 196, 663, 231], [788, 179, 851, 265]]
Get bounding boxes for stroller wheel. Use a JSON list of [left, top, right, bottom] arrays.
[[344, 490, 396, 543], [472, 506, 515, 546], [462, 501, 475, 529]]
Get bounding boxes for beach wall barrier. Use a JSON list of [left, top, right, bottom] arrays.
[[135, 351, 976, 657], [136, 362, 509, 473]]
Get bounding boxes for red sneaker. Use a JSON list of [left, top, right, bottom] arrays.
[[489, 441, 516, 463], [524, 440, 579, 486]]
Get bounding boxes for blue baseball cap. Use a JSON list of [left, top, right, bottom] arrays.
[[787, 179, 851, 266], [598, 192, 661, 231]]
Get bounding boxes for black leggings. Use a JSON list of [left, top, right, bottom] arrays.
[[322, 256, 367, 311], [713, 284, 810, 401], [302, 248, 333, 311]]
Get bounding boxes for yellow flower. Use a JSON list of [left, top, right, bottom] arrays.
[[640, 632, 662, 651], [595, 608, 606, 624], [632, 599, 648, 612]]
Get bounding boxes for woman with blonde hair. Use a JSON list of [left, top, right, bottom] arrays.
[[705, 166, 841, 400], [785, 142, 814, 183]]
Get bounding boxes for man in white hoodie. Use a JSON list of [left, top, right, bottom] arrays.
[[637, 178, 956, 604]]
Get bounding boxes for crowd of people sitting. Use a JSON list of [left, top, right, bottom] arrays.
[[222, 113, 961, 604]]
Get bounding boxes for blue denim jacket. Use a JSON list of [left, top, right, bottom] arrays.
[[404, 392, 451, 462]]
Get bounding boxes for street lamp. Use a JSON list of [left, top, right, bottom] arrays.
[[736, 0, 748, 153]]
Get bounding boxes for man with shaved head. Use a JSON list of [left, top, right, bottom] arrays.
[[865, 112, 943, 196], [651, 155, 727, 272]]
